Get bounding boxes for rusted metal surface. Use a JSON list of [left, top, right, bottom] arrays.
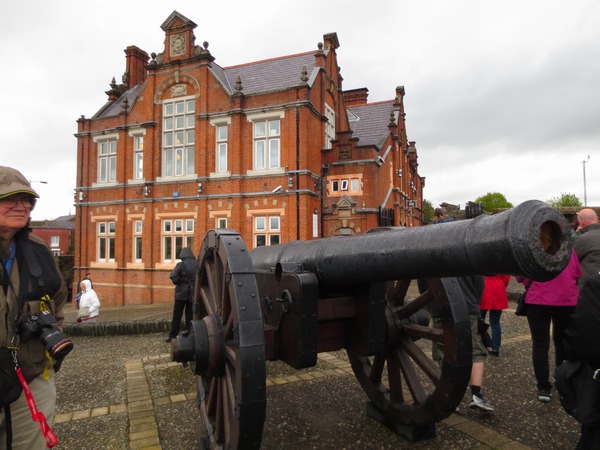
[[172, 200, 572, 449]]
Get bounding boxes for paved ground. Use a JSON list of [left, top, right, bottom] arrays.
[[51, 293, 582, 449]]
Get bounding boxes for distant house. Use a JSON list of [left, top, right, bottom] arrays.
[[74, 11, 425, 305], [30, 214, 75, 256]]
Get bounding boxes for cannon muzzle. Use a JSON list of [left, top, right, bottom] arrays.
[[250, 200, 572, 286]]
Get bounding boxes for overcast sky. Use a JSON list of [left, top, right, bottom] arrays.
[[1, 0, 599, 220]]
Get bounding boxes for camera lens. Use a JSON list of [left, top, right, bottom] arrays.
[[40, 329, 73, 360]]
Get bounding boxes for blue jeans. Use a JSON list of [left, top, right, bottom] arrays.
[[480, 309, 502, 352]]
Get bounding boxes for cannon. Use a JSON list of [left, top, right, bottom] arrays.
[[171, 200, 571, 449]]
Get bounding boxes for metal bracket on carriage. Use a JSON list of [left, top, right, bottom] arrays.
[[261, 289, 292, 331], [274, 261, 304, 277]]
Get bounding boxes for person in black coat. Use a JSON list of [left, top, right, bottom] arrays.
[[165, 248, 197, 343], [562, 273, 600, 449]]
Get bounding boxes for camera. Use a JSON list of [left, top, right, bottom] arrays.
[[20, 310, 74, 360]]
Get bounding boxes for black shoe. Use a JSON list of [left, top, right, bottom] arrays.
[[538, 389, 551, 403], [164, 336, 173, 343], [488, 350, 500, 357]]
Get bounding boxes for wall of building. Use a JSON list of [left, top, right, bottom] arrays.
[[73, 12, 424, 306]]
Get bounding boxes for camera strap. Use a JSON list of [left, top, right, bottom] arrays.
[[15, 366, 58, 448]]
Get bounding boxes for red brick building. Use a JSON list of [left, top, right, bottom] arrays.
[[30, 215, 75, 257], [74, 11, 424, 305]]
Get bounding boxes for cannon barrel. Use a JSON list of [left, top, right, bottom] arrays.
[[250, 200, 571, 286]]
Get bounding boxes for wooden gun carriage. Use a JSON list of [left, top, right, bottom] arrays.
[[171, 200, 571, 449]]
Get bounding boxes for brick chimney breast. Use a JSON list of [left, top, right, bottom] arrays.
[[125, 46, 149, 88]]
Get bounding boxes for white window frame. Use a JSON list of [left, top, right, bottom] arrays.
[[217, 217, 228, 229], [162, 97, 196, 178], [134, 136, 144, 180], [253, 119, 280, 170], [217, 125, 228, 173], [50, 236, 60, 247], [328, 175, 363, 196], [133, 220, 143, 262], [324, 104, 335, 150], [246, 110, 285, 176], [98, 140, 117, 183], [161, 218, 194, 262], [98, 221, 116, 262], [254, 215, 281, 248]]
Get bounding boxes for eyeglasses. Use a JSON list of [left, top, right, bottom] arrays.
[[0, 195, 37, 209]]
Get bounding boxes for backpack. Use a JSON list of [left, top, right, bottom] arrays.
[[555, 359, 600, 426]]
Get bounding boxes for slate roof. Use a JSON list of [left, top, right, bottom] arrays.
[[217, 52, 317, 95], [93, 83, 145, 119], [31, 214, 76, 229], [348, 101, 394, 149], [92, 50, 393, 150]]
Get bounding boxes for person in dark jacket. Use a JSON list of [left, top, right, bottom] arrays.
[[0, 166, 70, 448], [573, 208, 600, 288], [165, 248, 197, 343], [562, 273, 600, 449]]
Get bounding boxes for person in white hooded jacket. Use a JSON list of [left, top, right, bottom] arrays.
[[77, 279, 100, 323]]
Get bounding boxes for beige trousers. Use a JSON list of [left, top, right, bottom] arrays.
[[0, 372, 56, 450]]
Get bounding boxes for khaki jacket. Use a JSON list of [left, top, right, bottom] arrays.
[[0, 231, 67, 382]]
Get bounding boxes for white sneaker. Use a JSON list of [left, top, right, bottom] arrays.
[[469, 394, 494, 412]]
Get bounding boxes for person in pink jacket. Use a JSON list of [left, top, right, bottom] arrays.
[[516, 249, 581, 403], [480, 275, 510, 357]]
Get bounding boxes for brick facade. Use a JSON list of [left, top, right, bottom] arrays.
[[74, 11, 424, 306], [30, 215, 75, 256]]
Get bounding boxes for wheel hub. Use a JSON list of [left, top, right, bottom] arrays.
[[171, 314, 226, 377]]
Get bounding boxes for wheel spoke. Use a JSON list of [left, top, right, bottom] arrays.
[[369, 354, 385, 385], [401, 337, 441, 383], [223, 314, 234, 341], [215, 377, 223, 444], [395, 288, 434, 319], [224, 345, 237, 367], [223, 365, 234, 448], [401, 323, 443, 342], [206, 377, 218, 415], [396, 346, 428, 405], [202, 258, 218, 315], [386, 352, 405, 404], [387, 279, 410, 306]]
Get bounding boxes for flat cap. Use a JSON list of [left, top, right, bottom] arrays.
[[0, 166, 39, 200]]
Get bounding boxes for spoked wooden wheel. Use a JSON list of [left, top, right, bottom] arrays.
[[346, 277, 472, 441], [185, 229, 266, 449]]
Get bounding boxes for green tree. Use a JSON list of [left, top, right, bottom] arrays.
[[475, 192, 513, 212], [546, 193, 583, 208], [422, 199, 434, 223]]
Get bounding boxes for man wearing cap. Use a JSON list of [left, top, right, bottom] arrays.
[[0, 166, 69, 448]]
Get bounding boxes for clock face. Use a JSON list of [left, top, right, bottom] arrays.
[[170, 33, 186, 56]]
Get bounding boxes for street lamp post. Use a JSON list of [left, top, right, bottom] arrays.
[[582, 156, 590, 207]]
